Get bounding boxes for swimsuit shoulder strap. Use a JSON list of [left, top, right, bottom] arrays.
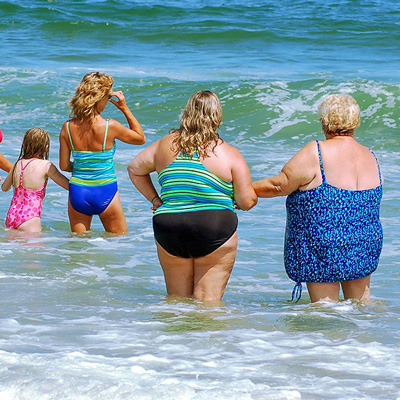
[[66, 121, 76, 151], [369, 149, 382, 185], [102, 119, 109, 151], [316, 140, 327, 184], [19, 159, 35, 184]]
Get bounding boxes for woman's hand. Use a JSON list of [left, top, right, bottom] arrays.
[[108, 90, 129, 112], [107, 91, 145, 145], [151, 196, 163, 211]]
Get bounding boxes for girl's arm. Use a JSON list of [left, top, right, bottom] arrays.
[[59, 122, 73, 172], [1, 166, 14, 192], [127, 140, 162, 209], [108, 91, 146, 145], [46, 162, 69, 190]]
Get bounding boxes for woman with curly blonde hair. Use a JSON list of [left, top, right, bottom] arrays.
[[253, 94, 383, 303], [128, 91, 257, 301], [59, 71, 145, 233]]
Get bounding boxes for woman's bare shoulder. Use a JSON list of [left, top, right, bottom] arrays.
[[213, 139, 241, 157]]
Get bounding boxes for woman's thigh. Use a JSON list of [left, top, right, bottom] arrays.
[[68, 199, 92, 233], [193, 232, 238, 302], [99, 191, 127, 234], [156, 240, 194, 298]]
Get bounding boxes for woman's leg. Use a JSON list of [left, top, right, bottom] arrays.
[[156, 240, 194, 297], [341, 276, 371, 301], [99, 192, 128, 234], [68, 199, 92, 233], [306, 282, 340, 303], [192, 232, 238, 302]]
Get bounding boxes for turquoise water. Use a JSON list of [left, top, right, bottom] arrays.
[[0, 1, 399, 399]]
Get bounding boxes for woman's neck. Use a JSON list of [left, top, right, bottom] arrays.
[[324, 132, 355, 140]]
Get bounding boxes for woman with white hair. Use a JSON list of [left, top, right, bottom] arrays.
[[253, 94, 383, 303]]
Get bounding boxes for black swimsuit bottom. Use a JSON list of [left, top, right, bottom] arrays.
[[153, 209, 238, 258]]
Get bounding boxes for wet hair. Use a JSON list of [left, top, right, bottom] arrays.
[[318, 94, 360, 136], [12, 128, 50, 181], [69, 71, 113, 124], [18, 128, 50, 161], [171, 91, 223, 158]]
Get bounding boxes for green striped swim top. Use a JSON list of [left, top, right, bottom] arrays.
[[67, 120, 117, 187], [154, 152, 235, 215]]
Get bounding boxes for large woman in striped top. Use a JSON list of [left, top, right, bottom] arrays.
[[128, 91, 257, 301]]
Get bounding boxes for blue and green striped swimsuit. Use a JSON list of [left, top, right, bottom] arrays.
[[67, 120, 118, 215], [154, 152, 235, 215], [152, 152, 237, 258]]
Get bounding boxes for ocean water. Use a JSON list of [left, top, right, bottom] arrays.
[[0, 1, 399, 399]]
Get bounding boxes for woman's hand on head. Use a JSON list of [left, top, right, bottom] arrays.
[[108, 91, 128, 112]]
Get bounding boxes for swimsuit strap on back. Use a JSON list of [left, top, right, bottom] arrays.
[[316, 140, 327, 184], [102, 119, 109, 152], [66, 121, 76, 151], [19, 159, 35, 185], [369, 149, 382, 185], [67, 120, 110, 152]]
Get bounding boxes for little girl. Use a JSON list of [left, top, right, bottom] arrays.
[[2, 128, 69, 232]]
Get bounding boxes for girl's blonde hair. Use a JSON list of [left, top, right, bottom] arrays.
[[18, 128, 50, 161], [69, 72, 113, 124], [171, 91, 223, 158], [318, 94, 360, 136], [12, 128, 50, 181]]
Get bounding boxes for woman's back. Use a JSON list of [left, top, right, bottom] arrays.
[[154, 133, 232, 182], [319, 137, 381, 191], [12, 159, 49, 189], [67, 117, 113, 152]]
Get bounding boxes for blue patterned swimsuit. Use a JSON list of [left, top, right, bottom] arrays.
[[285, 140, 383, 301]]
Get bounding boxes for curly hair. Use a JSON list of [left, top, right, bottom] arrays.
[[171, 91, 223, 158], [69, 72, 113, 124], [318, 94, 360, 136]]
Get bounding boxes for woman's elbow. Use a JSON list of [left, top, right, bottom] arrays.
[[237, 195, 258, 211], [127, 164, 139, 183], [59, 162, 70, 172], [129, 131, 146, 145]]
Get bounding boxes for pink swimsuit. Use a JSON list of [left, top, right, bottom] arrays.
[[6, 159, 47, 229]]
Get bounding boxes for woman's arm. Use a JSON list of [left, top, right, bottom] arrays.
[[253, 141, 318, 198], [1, 166, 14, 192], [46, 162, 69, 190], [59, 122, 73, 172], [230, 147, 258, 211], [0, 152, 12, 173], [109, 91, 146, 145], [127, 140, 162, 209], [253, 171, 293, 197]]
